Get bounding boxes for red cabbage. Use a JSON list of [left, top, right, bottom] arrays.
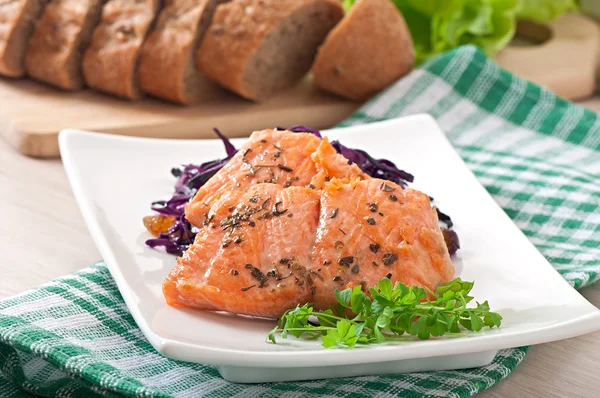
[[146, 127, 458, 256]]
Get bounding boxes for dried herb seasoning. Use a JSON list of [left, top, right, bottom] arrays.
[[272, 201, 288, 216], [277, 164, 293, 172], [380, 182, 395, 192]]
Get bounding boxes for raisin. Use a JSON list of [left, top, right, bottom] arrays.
[[143, 214, 176, 237]]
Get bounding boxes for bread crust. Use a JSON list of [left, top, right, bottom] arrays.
[[137, 0, 228, 105], [25, 0, 104, 91], [196, 0, 343, 102], [312, 0, 415, 101], [82, 0, 162, 100], [0, 0, 48, 78]]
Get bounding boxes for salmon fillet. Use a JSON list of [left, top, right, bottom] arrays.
[[165, 128, 454, 318], [165, 178, 455, 318], [164, 184, 321, 318], [184, 129, 366, 227], [311, 178, 455, 310]]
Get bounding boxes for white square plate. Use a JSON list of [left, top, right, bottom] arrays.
[[59, 115, 600, 384]]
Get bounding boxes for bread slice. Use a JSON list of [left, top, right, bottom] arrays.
[[196, 0, 344, 102], [138, 0, 229, 105], [82, 0, 162, 100], [312, 0, 415, 101], [25, 0, 104, 90], [0, 0, 48, 78]]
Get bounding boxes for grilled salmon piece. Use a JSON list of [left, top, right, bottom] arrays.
[[164, 183, 320, 318], [185, 129, 321, 226], [185, 129, 366, 227], [311, 178, 455, 310]]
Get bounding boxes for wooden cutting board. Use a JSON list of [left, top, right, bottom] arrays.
[[495, 13, 600, 101], [0, 76, 361, 159]]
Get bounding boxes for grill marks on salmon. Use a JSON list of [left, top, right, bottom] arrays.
[[184, 129, 366, 227], [165, 129, 455, 318]]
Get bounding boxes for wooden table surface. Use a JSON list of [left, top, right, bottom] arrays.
[[2, 100, 600, 397]]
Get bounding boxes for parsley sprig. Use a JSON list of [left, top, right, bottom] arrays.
[[268, 277, 502, 348]]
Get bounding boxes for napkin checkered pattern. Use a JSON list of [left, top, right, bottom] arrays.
[[1, 45, 598, 397]]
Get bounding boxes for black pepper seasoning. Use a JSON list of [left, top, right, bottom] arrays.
[[367, 218, 376, 225], [369, 243, 380, 253], [351, 264, 360, 273], [383, 253, 398, 266], [266, 270, 277, 278], [241, 285, 256, 292], [338, 256, 354, 266], [389, 194, 398, 202], [372, 261, 379, 267]]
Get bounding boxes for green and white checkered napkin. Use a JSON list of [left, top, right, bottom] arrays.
[[2, 45, 599, 397]]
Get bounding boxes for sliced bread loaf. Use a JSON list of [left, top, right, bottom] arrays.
[[25, 0, 104, 90], [138, 0, 229, 105], [0, 0, 48, 78], [196, 0, 344, 102], [82, 0, 162, 100], [312, 0, 415, 101]]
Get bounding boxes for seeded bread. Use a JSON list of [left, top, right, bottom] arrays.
[[312, 0, 415, 101], [25, 0, 104, 90], [0, 0, 48, 78], [138, 0, 229, 105], [196, 0, 344, 102], [82, 0, 162, 100]]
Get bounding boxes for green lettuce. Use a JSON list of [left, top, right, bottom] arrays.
[[343, 0, 578, 65]]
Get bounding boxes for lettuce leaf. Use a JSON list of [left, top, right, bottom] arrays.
[[343, 0, 576, 65]]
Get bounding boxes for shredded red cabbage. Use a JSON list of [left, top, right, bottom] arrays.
[[146, 127, 458, 256]]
